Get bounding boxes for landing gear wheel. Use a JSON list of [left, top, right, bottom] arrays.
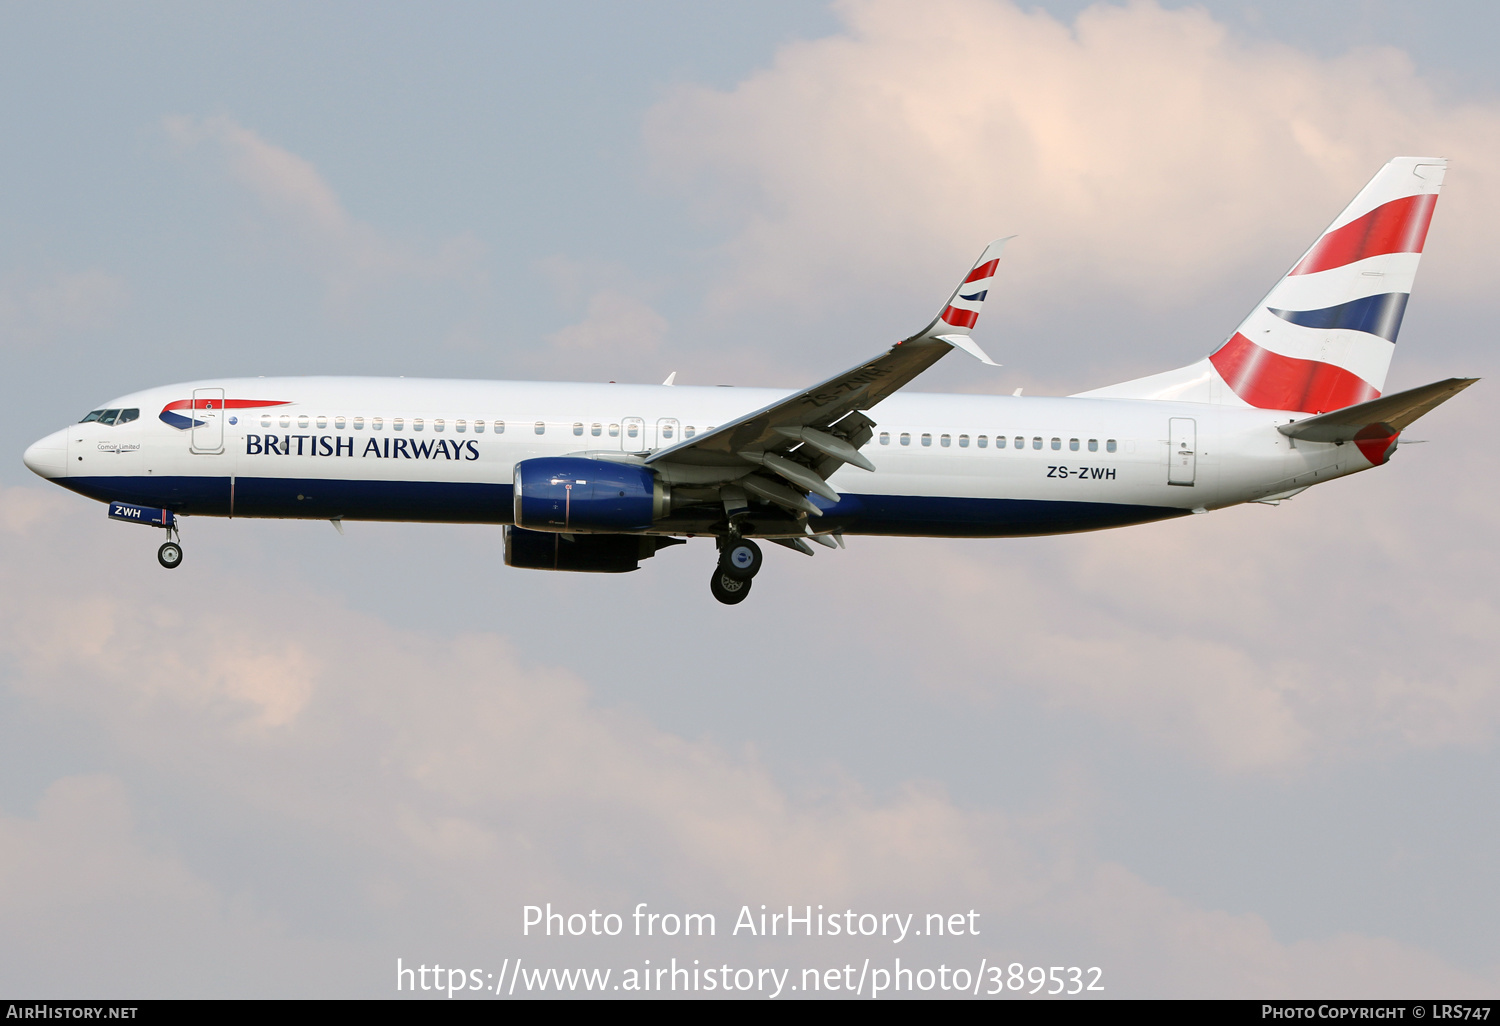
[[719, 538, 763, 580], [710, 568, 752, 605], [157, 541, 183, 569]]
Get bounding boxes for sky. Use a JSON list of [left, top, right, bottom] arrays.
[[2, 0, 1499, 999]]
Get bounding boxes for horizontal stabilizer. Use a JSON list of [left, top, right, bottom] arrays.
[[1280, 377, 1477, 443]]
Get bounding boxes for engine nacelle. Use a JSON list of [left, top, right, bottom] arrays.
[[504, 526, 682, 573], [512, 457, 669, 533]]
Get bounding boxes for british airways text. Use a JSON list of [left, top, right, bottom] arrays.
[[244, 435, 480, 460]]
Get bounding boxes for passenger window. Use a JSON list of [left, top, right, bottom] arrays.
[[496, 420, 505, 434], [117, 409, 139, 425], [535, 421, 546, 435], [879, 432, 890, 445], [394, 418, 405, 431], [626, 423, 638, 438], [684, 426, 695, 438], [609, 423, 620, 437], [353, 417, 364, 429], [995, 436, 1005, 449], [434, 419, 444, 432], [1032, 437, 1042, 450], [661, 424, 674, 440], [921, 433, 932, 446], [298, 415, 309, 429], [592, 423, 603, 437], [80, 410, 103, 423], [1015, 437, 1025, 449], [900, 432, 911, 446], [573, 422, 584, 436], [316, 416, 327, 429], [958, 434, 969, 447], [472, 420, 483, 433], [1088, 438, 1097, 452], [940, 434, 951, 447], [413, 418, 423, 431], [1050, 437, 1061, 450], [372, 417, 383, 430], [280, 414, 291, 428], [978, 434, 988, 448], [335, 416, 347, 429], [1069, 438, 1079, 451], [1106, 439, 1117, 453]]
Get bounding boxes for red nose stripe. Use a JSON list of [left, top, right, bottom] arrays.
[[160, 399, 292, 412]]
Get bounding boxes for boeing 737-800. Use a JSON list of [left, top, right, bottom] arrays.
[[22, 157, 1475, 604]]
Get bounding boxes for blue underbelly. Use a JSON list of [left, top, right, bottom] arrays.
[[61, 475, 1187, 536]]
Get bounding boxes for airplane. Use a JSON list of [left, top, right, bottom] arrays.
[[22, 156, 1475, 605]]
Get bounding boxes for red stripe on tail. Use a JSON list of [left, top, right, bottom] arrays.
[[1291, 194, 1437, 275], [1354, 424, 1399, 466], [1209, 333, 1379, 412]]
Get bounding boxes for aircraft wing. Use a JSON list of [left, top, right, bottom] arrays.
[[644, 239, 1010, 516], [1279, 377, 1478, 443]]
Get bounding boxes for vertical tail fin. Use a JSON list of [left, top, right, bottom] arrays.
[[1077, 157, 1446, 412]]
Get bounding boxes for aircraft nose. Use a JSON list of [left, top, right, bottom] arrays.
[[23, 429, 68, 480]]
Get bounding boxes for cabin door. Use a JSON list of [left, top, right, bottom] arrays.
[[1168, 417, 1196, 486], [191, 388, 225, 454]]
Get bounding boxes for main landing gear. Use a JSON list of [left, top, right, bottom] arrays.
[[710, 537, 762, 605]]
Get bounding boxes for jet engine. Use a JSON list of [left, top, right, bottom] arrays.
[[512, 457, 670, 533]]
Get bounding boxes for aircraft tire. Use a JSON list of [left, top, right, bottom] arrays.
[[157, 541, 183, 569], [710, 568, 752, 605], [719, 539, 763, 580]]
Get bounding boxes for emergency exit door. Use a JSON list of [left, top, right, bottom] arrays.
[[1168, 417, 1196, 486]]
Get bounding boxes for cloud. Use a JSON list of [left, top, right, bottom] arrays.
[[0, 485, 1494, 995], [163, 115, 485, 307], [0, 269, 129, 351], [548, 291, 669, 358], [0, 774, 348, 996], [645, 0, 1500, 316]]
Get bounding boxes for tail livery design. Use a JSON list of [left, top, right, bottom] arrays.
[[1211, 157, 1443, 413], [1079, 157, 1446, 414]]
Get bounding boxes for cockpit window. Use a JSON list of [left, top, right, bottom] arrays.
[[79, 408, 138, 426]]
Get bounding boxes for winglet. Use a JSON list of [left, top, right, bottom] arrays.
[[906, 237, 1012, 364]]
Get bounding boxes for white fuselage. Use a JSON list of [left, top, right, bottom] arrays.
[[24, 376, 1370, 538]]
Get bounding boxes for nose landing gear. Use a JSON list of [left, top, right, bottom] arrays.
[[157, 540, 183, 569], [107, 501, 184, 570], [711, 537, 762, 605]]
